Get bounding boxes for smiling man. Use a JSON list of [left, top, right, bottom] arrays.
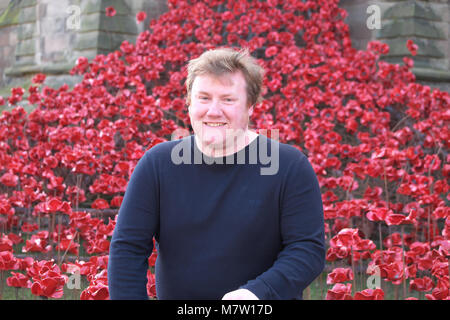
[[188, 69, 258, 159], [108, 47, 325, 300]]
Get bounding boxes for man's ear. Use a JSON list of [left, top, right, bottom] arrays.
[[186, 97, 191, 111], [248, 104, 254, 117]]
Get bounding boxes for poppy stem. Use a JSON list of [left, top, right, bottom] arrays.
[[448, 257, 450, 288], [327, 229, 333, 268], [50, 213, 55, 246], [77, 232, 80, 262], [320, 270, 324, 299], [15, 287, 19, 300], [351, 244, 356, 295], [394, 283, 399, 300], [57, 214, 61, 265], [0, 271, 4, 300], [304, 285, 310, 300], [400, 225, 407, 299], [359, 258, 363, 291], [378, 222, 384, 293], [60, 230, 78, 264], [76, 174, 81, 211], [100, 144, 104, 175], [427, 207, 431, 246], [378, 222, 383, 251], [378, 222, 384, 257], [383, 164, 389, 210]]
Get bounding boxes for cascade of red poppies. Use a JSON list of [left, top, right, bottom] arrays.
[[0, 0, 448, 299]]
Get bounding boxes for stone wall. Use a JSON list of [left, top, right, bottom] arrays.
[[340, 0, 450, 92], [0, 0, 168, 94], [0, 0, 20, 90]]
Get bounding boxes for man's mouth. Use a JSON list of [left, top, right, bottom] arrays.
[[204, 122, 227, 127]]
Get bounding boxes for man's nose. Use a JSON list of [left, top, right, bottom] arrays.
[[206, 100, 222, 116]]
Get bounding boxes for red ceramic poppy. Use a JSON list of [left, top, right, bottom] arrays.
[[105, 6, 116, 17], [6, 272, 32, 288], [136, 11, 147, 23]]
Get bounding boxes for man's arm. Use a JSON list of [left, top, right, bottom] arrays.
[[108, 151, 159, 299], [239, 151, 325, 299]]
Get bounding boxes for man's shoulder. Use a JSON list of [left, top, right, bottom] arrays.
[[254, 134, 309, 177], [279, 140, 307, 160], [261, 134, 307, 162], [144, 135, 192, 161]]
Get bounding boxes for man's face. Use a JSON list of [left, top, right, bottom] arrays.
[[188, 71, 253, 150]]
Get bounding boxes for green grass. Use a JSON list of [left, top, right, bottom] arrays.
[[0, 269, 427, 300], [305, 270, 425, 300], [1, 227, 430, 301], [0, 270, 90, 300]]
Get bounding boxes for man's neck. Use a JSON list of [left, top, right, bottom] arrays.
[[195, 130, 259, 158]]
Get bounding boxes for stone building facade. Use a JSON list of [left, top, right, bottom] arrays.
[[0, 0, 449, 101], [340, 0, 450, 92], [0, 0, 168, 97]]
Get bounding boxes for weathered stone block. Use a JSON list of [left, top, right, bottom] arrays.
[[97, 32, 135, 50], [17, 22, 36, 40], [100, 14, 137, 35], [74, 31, 99, 50], [45, 0, 70, 16], [81, 0, 131, 15], [80, 11, 137, 35], [9, 31, 17, 46], [44, 73, 83, 90], [0, 32, 9, 46], [81, 0, 101, 14], [381, 37, 445, 60], [38, 2, 46, 18], [41, 17, 66, 34], [44, 34, 70, 53], [379, 18, 446, 39], [0, 1, 21, 27], [71, 48, 97, 61], [381, 55, 449, 75], [14, 54, 35, 66], [79, 13, 101, 32], [2, 46, 15, 59], [383, 1, 441, 21], [414, 69, 450, 84], [19, 6, 37, 24], [21, 0, 37, 8], [15, 38, 35, 56], [125, 0, 168, 20]]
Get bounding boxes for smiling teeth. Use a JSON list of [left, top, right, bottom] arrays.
[[206, 123, 225, 127]]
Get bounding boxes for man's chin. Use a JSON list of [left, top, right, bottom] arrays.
[[196, 130, 248, 152], [200, 137, 226, 149]]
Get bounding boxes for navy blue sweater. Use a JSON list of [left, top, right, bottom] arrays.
[[107, 134, 325, 300]]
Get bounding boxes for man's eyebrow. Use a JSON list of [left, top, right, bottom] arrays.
[[196, 91, 235, 97]]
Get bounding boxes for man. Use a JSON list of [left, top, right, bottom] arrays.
[[108, 47, 325, 300]]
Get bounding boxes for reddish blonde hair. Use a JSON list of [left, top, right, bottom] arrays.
[[185, 47, 265, 107]]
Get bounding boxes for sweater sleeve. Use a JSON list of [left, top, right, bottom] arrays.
[[108, 150, 159, 299], [240, 151, 325, 299]]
